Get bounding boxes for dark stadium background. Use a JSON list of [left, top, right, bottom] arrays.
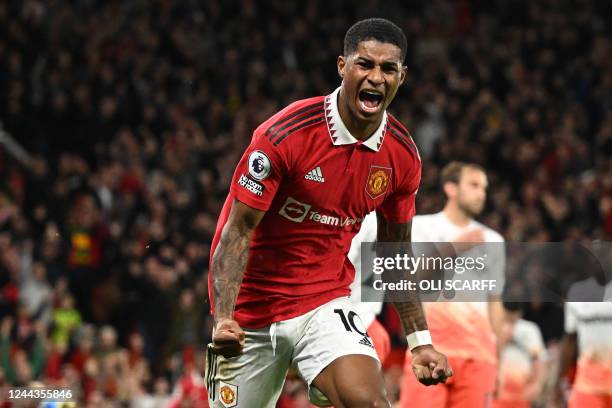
[[0, 0, 611, 406]]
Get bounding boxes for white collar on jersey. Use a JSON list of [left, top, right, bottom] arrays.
[[324, 87, 388, 152]]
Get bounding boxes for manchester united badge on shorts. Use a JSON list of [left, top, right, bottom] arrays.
[[219, 381, 238, 408], [365, 165, 392, 199]]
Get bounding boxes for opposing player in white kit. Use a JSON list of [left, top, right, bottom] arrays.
[[399, 161, 506, 408], [552, 275, 612, 408], [493, 302, 547, 408]]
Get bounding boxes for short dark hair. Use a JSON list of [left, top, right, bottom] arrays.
[[344, 18, 407, 63], [440, 161, 486, 186], [503, 301, 525, 314]]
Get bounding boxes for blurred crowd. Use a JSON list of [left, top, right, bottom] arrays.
[[0, 0, 610, 406]]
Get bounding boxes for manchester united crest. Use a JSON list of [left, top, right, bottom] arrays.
[[365, 166, 392, 199], [219, 381, 238, 407]]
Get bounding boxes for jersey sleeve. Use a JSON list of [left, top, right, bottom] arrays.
[[378, 158, 421, 224], [229, 130, 289, 211]]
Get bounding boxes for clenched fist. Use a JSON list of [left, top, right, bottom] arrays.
[[213, 318, 245, 358], [411, 345, 453, 386]]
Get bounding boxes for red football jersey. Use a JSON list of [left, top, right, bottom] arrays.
[[210, 87, 421, 328]]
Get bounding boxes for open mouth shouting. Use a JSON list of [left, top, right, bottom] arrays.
[[358, 89, 384, 114]]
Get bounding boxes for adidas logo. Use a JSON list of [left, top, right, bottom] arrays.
[[358, 336, 374, 348], [304, 167, 325, 183]]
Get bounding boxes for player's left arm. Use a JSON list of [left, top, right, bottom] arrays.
[[376, 214, 453, 386]]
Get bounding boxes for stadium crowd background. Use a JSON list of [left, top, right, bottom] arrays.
[[0, 0, 611, 406]]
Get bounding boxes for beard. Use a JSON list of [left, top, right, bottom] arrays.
[[458, 200, 484, 218]]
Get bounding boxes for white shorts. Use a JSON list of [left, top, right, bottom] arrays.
[[205, 296, 380, 407]]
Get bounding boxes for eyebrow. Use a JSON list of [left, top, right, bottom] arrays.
[[356, 56, 401, 66]]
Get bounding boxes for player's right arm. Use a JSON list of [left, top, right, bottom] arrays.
[[211, 200, 265, 357], [209, 111, 291, 357]]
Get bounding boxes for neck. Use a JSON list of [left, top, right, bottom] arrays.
[[443, 203, 472, 227], [338, 88, 382, 141]]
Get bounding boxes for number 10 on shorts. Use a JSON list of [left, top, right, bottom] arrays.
[[334, 309, 367, 335]]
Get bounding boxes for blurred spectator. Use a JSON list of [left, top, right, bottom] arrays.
[[50, 295, 81, 347], [130, 376, 172, 408], [69, 325, 95, 376], [64, 193, 110, 321], [167, 288, 206, 358], [44, 341, 68, 383], [19, 260, 52, 326], [0, 317, 45, 386]]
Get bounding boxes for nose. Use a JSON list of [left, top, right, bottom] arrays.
[[367, 65, 384, 86]]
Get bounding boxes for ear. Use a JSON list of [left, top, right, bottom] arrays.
[[337, 55, 346, 79], [399, 66, 407, 85], [443, 182, 457, 199]]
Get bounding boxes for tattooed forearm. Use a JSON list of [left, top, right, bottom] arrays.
[[211, 204, 263, 322], [393, 298, 428, 333], [376, 213, 428, 335], [212, 223, 251, 323]]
